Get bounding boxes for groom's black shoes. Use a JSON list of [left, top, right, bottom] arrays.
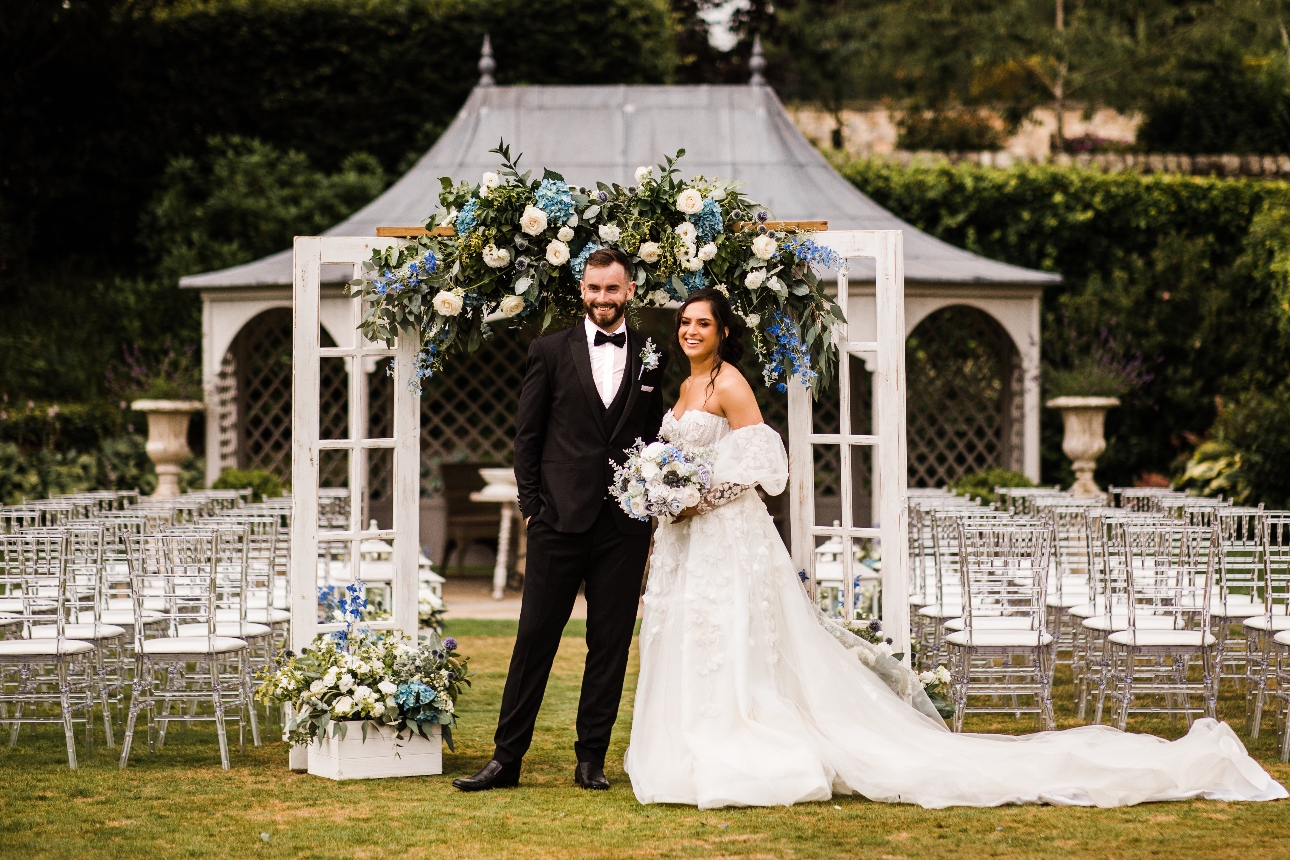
[[453, 759, 521, 791], [575, 761, 610, 790]]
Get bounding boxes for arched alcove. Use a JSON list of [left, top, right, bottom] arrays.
[[905, 305, 1024, 486]]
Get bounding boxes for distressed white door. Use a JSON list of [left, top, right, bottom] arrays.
[[291, 236, 421, 653], [787, 230, 910, 665]]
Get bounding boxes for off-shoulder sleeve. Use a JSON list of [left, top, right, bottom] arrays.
[[711, 423, 788, 496]]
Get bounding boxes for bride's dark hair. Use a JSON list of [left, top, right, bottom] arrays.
[[672, 288, 746, 397]]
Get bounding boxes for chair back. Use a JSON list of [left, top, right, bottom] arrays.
[[1116, 524, 1215, 632], [1263, 515, 1290, 621], [0, 532, 75, 640], [1214, 507, 1267, 604], [956, 523, 1053, 634], [126, 532, 222, 645]]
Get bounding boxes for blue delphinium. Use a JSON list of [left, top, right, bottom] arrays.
[[763, 309, 816, 391], [688, 197, 724, 244], [681, 269, 707, 294], [783, 236, 843, 271], [534, 178, 575, 226], [408, 342, 439, 395], [570, 242, 603, 282], [373, 250, 438, 297], [455, 199, 480, 234]]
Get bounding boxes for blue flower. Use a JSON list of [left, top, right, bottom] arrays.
[[396, 681, 435, 709], [688, 197, 724, 244], [681, 269, 707, 294], [455, 199, 479, 234], [442, 637, 458, 651], [762, 309, 816, 389], [782, 236, 843, 271], [534, 179, 575, 226], [570, 242, 603, 282]]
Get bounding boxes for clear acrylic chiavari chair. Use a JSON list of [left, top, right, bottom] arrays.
[[1204, 507, 1269, 690], [1244, 515, 1290, 737]]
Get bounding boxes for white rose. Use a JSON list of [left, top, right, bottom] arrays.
[[674, 221, 697, 244], [322, 669, 338, 686], [598, 224, 621, 244], [698, 242, 718, 262], [433, 290, 464, 317], [752, 234, 777, 260], [370, 701, 385, 717], [635, 165, 653, 184], [640, 461, 660, 481], [680, 486, 701, 508], [919, 671, 935, 686], [338, 673, 355, 693], [676, 188, 704, 215], [744, 312, 760, 327], [354, 685, 373, 701], [638, 242, 661, 263], [546, 240, 570, 266], [309, 679, 325, 694], [557, 225, 575, 242], [649, 290, 670, 305], [378, 680, 397, 695], [642, 441, 666, 459], [481, 244, 511, 268], [630, 496, 649, 517], [332, 696, 354, 716], [480, 171, 500, 197], [685, 256, 703, 272], [499, 295, 526, 317], [744, 269, 767, 290], [519, 204, 548, 236]]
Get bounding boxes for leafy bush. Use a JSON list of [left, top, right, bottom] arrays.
[[896, 111, 1005, 152], [839, 157, 1290, 488], [951, 468, 1035, 506], [213, 468, 284, 503], [0, 434, 176, 504], [1176, 383, 1290, 509]]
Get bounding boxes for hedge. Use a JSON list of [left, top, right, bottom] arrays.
[[838, 157, 1290, 492]]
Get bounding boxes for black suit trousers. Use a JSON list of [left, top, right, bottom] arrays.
[[493, 501, 649, 768]]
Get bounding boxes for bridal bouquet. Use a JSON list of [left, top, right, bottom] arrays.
[[257, 582, 471, 747], [611, 439, 713, 522]]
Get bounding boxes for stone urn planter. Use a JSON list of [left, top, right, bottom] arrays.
[[131, 400, 204, 498], [1046, 396, 1120, 498]]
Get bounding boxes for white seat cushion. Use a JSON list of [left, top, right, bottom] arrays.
[[1272, 630, 1290, 647], [1067, 603, 1100, 619], [1046, 593, 1090, 609], [139, 636, 248, 655], [30, 623, 126, 640], [1211, 602, 1267, 619], [176, 621, 272, 638], [917, 603, 963, 619], [1081, 614, 1179, 633], [1242, 616, 1290, 633], [0, 638, 94, 656], [1106, 629, 1216, 647], [944, 616, 1038, 632], [944, 629, 1053, 648]]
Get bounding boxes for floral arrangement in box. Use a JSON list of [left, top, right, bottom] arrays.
[[258, 583, 471, 747], [352, 143, 847, 395]]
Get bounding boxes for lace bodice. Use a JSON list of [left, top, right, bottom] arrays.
[[660, 410, 730, 451]]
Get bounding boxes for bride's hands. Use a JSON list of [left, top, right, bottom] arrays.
[[670, 506, 699, 525]]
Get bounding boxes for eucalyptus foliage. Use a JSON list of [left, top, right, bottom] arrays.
[[355, 144, 847, 395]]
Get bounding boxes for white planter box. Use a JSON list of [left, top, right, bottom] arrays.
[[307, 721, 442, 780]]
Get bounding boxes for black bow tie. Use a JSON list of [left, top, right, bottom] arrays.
[[593, 330, 626, 348]]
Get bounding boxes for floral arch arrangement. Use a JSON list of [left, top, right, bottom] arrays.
[[354, 143, 847, 395]]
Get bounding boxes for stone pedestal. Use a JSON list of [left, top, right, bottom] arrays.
[[1046, 396, 1120, 498], [131, 400, 204, 498]]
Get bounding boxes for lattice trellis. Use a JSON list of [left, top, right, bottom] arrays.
[[905, 305, 1022, 487], [214, 351, 239, 472]]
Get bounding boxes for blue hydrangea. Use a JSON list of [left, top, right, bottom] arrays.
[[570, 242, 603, 282], [395, 681, 435, 709], [762, 309, 816, 391], [688, 197, 724, 244], [680, 269, 707, 294], [782, 236, 844, 270], [534, 178, 575, 226], [455, 199, 479, 234]]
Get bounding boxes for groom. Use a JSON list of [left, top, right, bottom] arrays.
[[453, 248, 668, 792]]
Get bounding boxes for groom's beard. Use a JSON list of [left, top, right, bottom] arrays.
[[584, 297, 627, 330]]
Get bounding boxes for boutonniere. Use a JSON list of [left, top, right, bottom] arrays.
[[640, 338, 660, 372]]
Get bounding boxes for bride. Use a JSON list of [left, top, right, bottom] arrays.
[[623, 287, 1286, 810]]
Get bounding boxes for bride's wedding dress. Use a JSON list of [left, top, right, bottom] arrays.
[[624, 410, 1287, 809]]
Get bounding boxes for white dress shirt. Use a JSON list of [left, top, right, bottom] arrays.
[[585, 316, 627, 407]]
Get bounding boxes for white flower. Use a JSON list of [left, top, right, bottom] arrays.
[[630, 495, 649, 517], [642, 441, 666, 459], [676, 188, 704, 215], [338, 673, 355, 693], [519, 204, 548, 236], [874, 641, 894, 659], [635, 165, 653, 184], [433, 290, 464, 317], [638, 242, 661, 263], [370, 701, 385, 717], [480, 171, 500, 197], [385, 696, 397, 709], [322, 669, 338, 687], [353, 662, 369, 676], [332, 696, 355, 716], [674, 221, 697, 244], [640, 461, 660, 481], [752, 234, 777, 260], [698, 242, 718, 262], [685, 256, 703, 272], [919, 671, 935, 686], [680, 486, 701, 508], [557, 225, 575, 242], [934, 666, 952, 685], [744, 312, 760, 327], [598, 224, 621, 244], [546, 240, 570, 266], [649, 289, 670, 305], [499, 295, 526, 317], [378, 680, 397, 695], [744, 269, 767, 290], [354, 685, 374, 702], [482, 244, 511, 268], [309, 679, 325, 694]]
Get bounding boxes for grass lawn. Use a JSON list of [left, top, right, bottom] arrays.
[[2, 631, 1289, 860]]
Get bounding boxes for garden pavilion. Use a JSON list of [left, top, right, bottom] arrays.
[[181, 40, 1060, 559]]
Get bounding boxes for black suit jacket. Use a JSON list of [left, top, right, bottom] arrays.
[[514, 322, 669, 535]]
